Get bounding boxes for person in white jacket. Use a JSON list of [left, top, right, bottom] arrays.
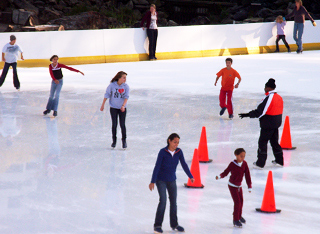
[[0, 35, 24, 90]]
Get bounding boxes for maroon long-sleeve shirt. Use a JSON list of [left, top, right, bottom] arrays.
[[220, 160, 252, 189], [49, 63, 80, 81], [286, 6, 314, 24]]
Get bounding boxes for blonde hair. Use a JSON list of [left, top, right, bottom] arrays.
[[276, 15, 283, 23], [295, 0, 302, 6], [150, 4, 156, 9]]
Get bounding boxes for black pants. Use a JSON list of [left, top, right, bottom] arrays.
[[276, 35, 290, 51], [147, 29, 158, 59], [110, 107, 126, 140], [0, 62, 20, 89], [256, 128, 283, 167]]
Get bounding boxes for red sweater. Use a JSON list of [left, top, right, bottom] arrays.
[[140, 11, 158, 29], [220, 160, 252, 188], [49, 63, 80, 81]]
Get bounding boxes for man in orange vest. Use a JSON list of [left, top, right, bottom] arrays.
[[239, 78, 284, 169]]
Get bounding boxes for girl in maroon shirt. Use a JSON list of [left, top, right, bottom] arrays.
[[216, 148, 252, 228], [43, 55, 84, 117]]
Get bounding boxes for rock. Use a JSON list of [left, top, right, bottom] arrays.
[[48, 11, 110, 30], [28, 14, 39, 26], [233, 10, 248, 21], [188, 16, 210, 25], [12, 9, 33, 25], [39, 7, 61, 23], [133, 0, 149, 5], [243, 17, 264, 23], [167, 20, 179, 26], [33, 1, 45, 7], [0, 12, 12, 24], [48, 0, 57, 5], [0, 0, 10, 11], [221, 16, 234, 24], [157, 11, 168, 19], [274, 0, 290, 6], [257, 8, 274, 18], [126, 0, 134, 9], [11, 0, 39, 15], [132, 9, 141, 20], [59, 0, 67, 7], [157, 18, 167, 27]]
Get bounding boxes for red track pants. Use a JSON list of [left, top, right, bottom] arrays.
[[219, 89, 233, 115], [228, 185, 243, 221]]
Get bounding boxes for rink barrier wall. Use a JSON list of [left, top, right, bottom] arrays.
[[0, 20, 320, 67]]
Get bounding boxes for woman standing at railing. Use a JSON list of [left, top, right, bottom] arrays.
[[286, 0, 316, 53], [140, 4, 158, 61]]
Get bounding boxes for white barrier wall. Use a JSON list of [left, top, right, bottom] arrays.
[[0, 20, 319, 66]]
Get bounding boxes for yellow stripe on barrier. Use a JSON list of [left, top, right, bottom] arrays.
[[1, 43, 319, 68]]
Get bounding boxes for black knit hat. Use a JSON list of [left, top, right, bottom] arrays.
[[265, 78, 276, 89]]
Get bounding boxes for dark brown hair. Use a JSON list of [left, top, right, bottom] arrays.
[[226, 57, 233, 63], [167, 133, 180, 145], [50, 55, 59, 61], [110, 71, 127, 83], [234, 148, 246, 155]]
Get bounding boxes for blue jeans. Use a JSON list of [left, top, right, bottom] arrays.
[[0, 62, 20, 89], [154, 180, 178, 228], [46, 79, 63, 111], [293, 22, 304, 51]]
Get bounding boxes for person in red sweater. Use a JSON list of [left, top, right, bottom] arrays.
[[43, 55, 84, 117], [216, 148, 252, 228], [215, 57, 241, 119], [140, 4, 158, 60]]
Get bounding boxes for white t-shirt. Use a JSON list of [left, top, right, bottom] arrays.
[[149, 13, 158, 29], [2, 43, 23, 63]]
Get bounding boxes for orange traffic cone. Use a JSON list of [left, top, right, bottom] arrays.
[[256, 171, 281, 213], [184, 149, 204, 188], [280, 116, 296, 150], [198, 126, 212, 163]]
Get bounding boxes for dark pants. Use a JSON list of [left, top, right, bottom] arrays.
[[154, 180, 178, 228], [147, 29, 158, 59], [228, 185, 243, 221], [256, 128, 283, 167], [110, 107, 126, 141], [276, 35, 290, 51], [0, 62, 20, 89]]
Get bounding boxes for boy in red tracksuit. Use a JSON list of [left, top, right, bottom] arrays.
[[215, 57, 241, 119], [216, 148, 252, 228]]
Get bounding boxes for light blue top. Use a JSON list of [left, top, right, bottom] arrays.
[[276, 21, 286, 35], [104, 81, 130, 109]]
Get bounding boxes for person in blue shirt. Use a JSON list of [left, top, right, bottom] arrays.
[[149, 133, 194, 234]]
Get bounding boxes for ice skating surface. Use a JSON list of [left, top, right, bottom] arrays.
[[0, 51, 320, 234]]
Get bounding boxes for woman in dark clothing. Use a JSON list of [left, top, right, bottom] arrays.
[[140, 4, 158, 60], [286, 0, 317, 53], [149, 133, 194, 234]]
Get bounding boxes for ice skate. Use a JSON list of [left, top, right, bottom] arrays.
[[253, 162, 263, 170], [240, 217, 246, 224], [154, 226, 163, 234], [272, 160, 283, 167], [220, 107, 227, 116], [229, 114, 234, 119], [111, 137, 116, 149], [43, 109, 50, 115], [122, 138, 127, 149], [53, 111, 58, 117], [172, 225, 184, 232], [233, 220, 242, 228]]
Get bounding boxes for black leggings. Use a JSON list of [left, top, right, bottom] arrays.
[[110, 107, 126, 140], [276, 35, 290, 51]]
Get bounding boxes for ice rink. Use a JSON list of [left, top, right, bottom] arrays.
[[0, 51, 320, 234]]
